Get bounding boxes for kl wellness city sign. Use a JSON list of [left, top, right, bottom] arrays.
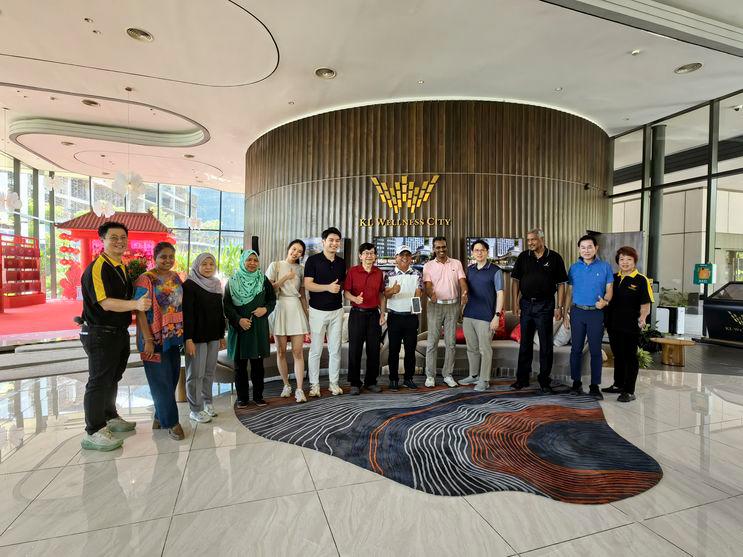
[[359, 174, 451, 227]]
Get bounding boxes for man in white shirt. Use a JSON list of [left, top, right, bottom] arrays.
[[384, 245, 423, 390]]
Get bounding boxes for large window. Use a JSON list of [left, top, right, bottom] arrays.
[[2, 150, 247, 297]]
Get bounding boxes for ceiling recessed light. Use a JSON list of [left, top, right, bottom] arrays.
[[623, 117, 631, 121], [288, 100, 295, 105], [83, 17, 94, 23], [184, 154, 195, 159], [127, 27, 154, 42], [553, 87, 564, 92], [61, 141, 74, 146], [674, 62, 703, 74], [630, 49, 642, 56], [82, 99, 100, 107], [315, 67, 337, 79], [49, 96, 57, 101], [92, 29, 102, 35], [418, 80, 425, 84], [102, 171, 110, 176]]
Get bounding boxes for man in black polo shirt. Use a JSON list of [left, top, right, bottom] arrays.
[[79, 222, 151, 451], [304, 227, 346, 398], [510, 228, 568, 393]]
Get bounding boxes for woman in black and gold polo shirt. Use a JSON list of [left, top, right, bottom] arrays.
[[603, 246, 654, 402]]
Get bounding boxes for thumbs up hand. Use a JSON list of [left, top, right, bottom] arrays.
[[328, 279, 341, 294]]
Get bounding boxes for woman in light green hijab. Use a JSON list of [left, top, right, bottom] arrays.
[[224, 250, 276, 408]]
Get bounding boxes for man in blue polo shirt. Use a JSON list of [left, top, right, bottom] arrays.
[[565, 235, 613, 398], [459, 239, 504, 392]]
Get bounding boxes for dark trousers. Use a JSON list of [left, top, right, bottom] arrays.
[[81, 327, 130, 435], [387, 313, 419, 381], [143, 346, 182, 429], [569, 306, 605, 386], [609, 329, 640, 394], [348, 309, 382, 387], [235, 358, 264, 402], [516, 298, 555, 386]]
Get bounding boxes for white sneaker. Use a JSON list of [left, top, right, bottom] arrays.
[[295, 389, 307, 403], [329, 383, 344, 396], [203, 403, 218, 417], [189, 410, 212, 423], [443, 376, 458, 388], [106, 416, 136, 432], [425, 376, 435, 388], [281, 384, 293, 398], [458, 376, 479, 386], [309, 384, 321, 397], [474, 381, 489, 392], [81, 427, 123, 451]]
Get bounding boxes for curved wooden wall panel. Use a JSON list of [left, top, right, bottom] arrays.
[[244, 100, 611, 263]]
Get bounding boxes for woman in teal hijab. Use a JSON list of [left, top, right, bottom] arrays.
[[224, 250, 276, 407]]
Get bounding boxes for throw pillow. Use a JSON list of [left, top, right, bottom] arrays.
[[510, 323, 521, 342]]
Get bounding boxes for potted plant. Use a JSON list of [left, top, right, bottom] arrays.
[[657, 287, 687, 334]]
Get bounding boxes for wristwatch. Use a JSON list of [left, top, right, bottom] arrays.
[[495, 311, 503, 317]]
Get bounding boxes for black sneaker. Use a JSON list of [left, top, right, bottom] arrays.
[[588, 385, 604, 400], [254, 399, 268, 407], [366, 384, 382, 393], [510, 381, 528, 390], [236, 400, 250, 409], [402, 379, 418, 389], [601, 384, 622, 393], [617, 392, 636, 403], [538, 384, 554, 395], [389, 380, 399, 391], [569, 381, 584, 395], [350, 386, 361, 396]]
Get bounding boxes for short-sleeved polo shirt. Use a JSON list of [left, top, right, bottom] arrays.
[[463, 262, 504, 322], [568, 258, 614, 306], [607, 270, 654, 332], [422, 257, 466, 300], [304, 252, 346, 311], [81, 253, 133, 328], [344, 265, 385, 309], [511, 248, 568, 300]]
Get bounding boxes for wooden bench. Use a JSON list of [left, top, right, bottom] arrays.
[[651, 337, 696, 366]]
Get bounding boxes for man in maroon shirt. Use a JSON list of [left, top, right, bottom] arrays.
[[344, 242, 387, 394]]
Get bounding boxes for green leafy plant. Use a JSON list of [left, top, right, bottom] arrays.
[[659, 287, 687, 307], [174, 251, 190, 274], [639, 322, 663, 353], [219, 243, 242, 278], [637, 347, 653, 369], [127, 257, 148, 282]]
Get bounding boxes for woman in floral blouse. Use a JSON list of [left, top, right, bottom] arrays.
[[134, 242, 185, 440]]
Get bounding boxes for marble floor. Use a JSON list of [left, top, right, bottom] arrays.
[[1, 363, 742, 557]]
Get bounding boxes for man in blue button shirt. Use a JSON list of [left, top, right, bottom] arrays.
[[565, 235, 614, 399], [459, 239, 504, 392]]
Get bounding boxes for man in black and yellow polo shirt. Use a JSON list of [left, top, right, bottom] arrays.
[[80, 221, 151, 451]]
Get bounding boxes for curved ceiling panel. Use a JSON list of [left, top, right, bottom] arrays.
[[0, 0, 278, 87], [11, 119, 207, 148]]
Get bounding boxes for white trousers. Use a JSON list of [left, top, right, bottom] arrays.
[[308, 307, 344, 386]]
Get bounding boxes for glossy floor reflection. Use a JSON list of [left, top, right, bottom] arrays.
[[1, 363, 742, 556]]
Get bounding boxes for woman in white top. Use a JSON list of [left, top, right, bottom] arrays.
[[266, 239, 310, 403]]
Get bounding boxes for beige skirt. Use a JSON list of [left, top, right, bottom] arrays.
[[272, 296, 309, 336]]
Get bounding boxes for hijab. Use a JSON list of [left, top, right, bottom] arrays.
[[228, 249, 264, 306], [188, 253, 222, 294]]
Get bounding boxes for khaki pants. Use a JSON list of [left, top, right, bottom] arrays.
[[463, 317, 493, 383], [425, 302, 460, 378]]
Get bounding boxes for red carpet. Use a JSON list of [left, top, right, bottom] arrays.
[[0, 300, 82, 335]]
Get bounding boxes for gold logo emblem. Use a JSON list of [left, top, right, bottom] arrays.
[[729, 311, 743, 327], [371, 175, 440, 214]]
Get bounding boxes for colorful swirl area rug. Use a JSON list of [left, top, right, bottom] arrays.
[[236, 381, 662, 503]]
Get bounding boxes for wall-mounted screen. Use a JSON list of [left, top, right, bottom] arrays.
[[465, 237, 524, 271]]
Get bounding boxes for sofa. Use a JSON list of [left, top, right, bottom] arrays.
[[414, 311, 589, 385], [215, 309, 587, 386]]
